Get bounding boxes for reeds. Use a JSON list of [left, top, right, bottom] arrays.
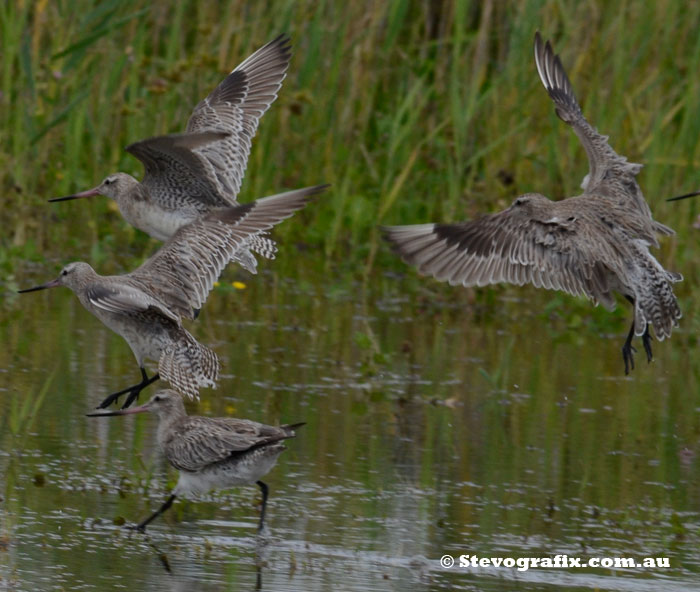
[[5, 368, 54, 437], [2, 0, 698, 288]]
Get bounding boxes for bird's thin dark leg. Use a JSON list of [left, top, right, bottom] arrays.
[[642, 325, 653, 363], [132, 494, 177, 533], [256, 480, 269, 532], [96, 368, 160, 409], [621, 296, 638, 375], [622, 321, 636, 375]]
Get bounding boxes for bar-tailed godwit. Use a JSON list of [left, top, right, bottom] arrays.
[[20, 186, 326, 407], [88, 390, 303, 532], [50, 35, 293, 274], [383, 33, 681, 374]]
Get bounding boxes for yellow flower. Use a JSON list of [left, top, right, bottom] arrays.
[[232, 281, 246, 290], [213, 281, 220, 287]]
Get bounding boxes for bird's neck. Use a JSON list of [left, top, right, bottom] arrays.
[[131, 182, 150, 202], [157, 412, 188, 447]]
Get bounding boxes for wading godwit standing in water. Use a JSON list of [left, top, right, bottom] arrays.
[[383, 33, 681, 374], [50, 35, 293, 274], [88, 390, 303, 532], [20, 186, 326, 407]]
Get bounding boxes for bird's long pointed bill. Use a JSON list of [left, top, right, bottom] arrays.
[[86, 405, 150, 418], [17, 277, 61, 293], [667, 190, 700, 202], [49, 187, 102, 203]]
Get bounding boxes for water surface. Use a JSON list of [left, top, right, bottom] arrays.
[[1, 260, 699, 590]]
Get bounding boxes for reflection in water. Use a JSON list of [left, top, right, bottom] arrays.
[[1, 267, 700, 591], [145, 538, 172, 574]]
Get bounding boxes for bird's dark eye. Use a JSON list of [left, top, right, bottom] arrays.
[[154, 395, 161, 402], [105, 178, 112, 185], [61, 269, 68, 276], [514, 198, 525, 205]]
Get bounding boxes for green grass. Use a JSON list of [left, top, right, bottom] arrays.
[[4, 367, 54, 437], [2, 0, 699, 294]]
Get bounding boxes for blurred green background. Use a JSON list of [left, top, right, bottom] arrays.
[[2, 0, 698, 289]]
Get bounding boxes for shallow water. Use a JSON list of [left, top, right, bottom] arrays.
[[1, 259, 699, 591]]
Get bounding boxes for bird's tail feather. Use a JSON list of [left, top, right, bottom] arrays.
[[159, 329, 220, 399], [248, 233, 277, 260], [632, 253, 682, 340]]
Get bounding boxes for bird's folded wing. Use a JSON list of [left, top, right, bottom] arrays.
[[85, 282, 180, 323], [165, 418, 290, 472]]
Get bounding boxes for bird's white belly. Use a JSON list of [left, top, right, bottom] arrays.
[[119, 322, 170, 363], [174, 452, 283, 496], [121, 201, 198, 241], [89, 307, 171, 365]]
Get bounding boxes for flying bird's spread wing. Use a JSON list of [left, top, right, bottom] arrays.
[[112, 36, 290, 218], [129, 185, 327, 319], [533, 32, 672, 240], [187, 34, 292, 204], [383, 210, 623, 311], [126, 131, 231, 211]]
